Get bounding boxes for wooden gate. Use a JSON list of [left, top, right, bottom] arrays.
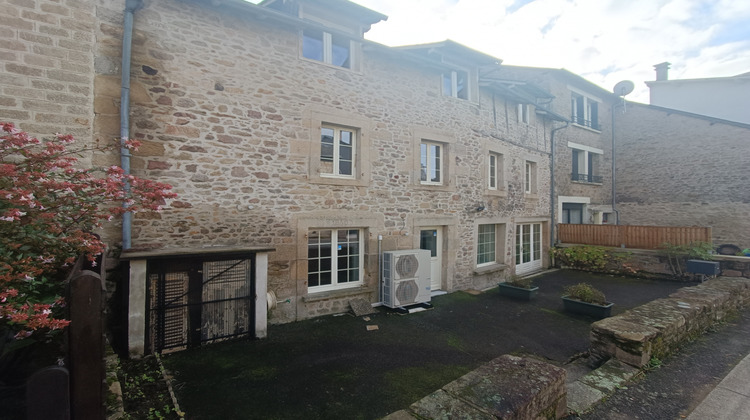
[[147, 256, 255, 353]]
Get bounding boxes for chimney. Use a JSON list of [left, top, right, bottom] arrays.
[[654, 62, 671, 81]]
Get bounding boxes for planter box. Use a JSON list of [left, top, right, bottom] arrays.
[[562, 296, 613, 319], [498, 283, 539, 301]]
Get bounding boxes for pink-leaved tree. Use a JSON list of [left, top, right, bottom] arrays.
[[0, 122, 177, 341]]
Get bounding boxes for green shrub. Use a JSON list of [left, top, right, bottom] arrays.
[[552, 246, 609, 271], [563, 282, 607, 305]]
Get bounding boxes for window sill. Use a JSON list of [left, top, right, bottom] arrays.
[[571, 123, 602, 134], [474, 263, 508, 275], [300, 57, 360, 74], [304, 285, 368, 302], [524, 193, 539, 200], [310, 175, 369, 188], [571, 180, 603, 186], [486, 189, 508, 198], [414, 183, 456, 192]]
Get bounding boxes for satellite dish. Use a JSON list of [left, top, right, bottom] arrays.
[[613, 80, 635, 97]]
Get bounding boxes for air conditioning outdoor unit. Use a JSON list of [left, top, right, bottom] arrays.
[[382, 249, 431, 308]]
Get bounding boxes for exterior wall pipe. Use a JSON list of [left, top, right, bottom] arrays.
[[611, 103, 620, 225], [120, 0, 144, 250], [549, 121, 569, 249]]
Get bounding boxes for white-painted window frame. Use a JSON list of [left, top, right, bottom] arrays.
[[307, 228, 364, 293], [320, 124, 357, 179], [420, 140, 444, 185]]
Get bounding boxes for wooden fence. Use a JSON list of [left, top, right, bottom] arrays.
[[557, 224, 712, 249]]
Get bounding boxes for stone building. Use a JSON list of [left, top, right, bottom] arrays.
[[493, 65, 750, 249], [6, 0, 745, 355], [615, 103, 750, 248], [0, 0, 572, 352], [492, 66, 620, 243]]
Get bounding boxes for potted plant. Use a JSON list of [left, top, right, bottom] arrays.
[[497, 275, 539, 301], [561, 282, 613, 318]]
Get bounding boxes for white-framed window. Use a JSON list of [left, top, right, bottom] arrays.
[[518, 103, 530, 124], [568, 142, 603, 183], [420, 140, 443, 185], [571, 91, 600, 130], [320, 124, 356, 178], [524, 160, 537, 194], [302, 29, 352, 69], [488, 152, 503, 190], [307, 228, 363, 292], [477, 224, 497, 266], [442, 69, 469, 100]]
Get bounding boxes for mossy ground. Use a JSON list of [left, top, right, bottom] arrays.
[[117, 356, 180, 419], [157, 270, 690, 419]]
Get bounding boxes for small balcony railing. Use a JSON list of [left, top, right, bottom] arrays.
[[571, 173, 603, 183], [571, 116, 600, 131]]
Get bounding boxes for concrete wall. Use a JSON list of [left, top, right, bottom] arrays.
[[0, 0, 96, 144], [92, 0, 553, 323], [648, 76, 750, 125], [616, 103, 750, 248]]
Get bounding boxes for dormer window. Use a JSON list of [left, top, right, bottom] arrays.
[[443, 69, 469, 100], [302, 29, 352, 69]]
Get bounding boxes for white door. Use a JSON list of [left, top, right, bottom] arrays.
[[515, 223, 542, 275], [420, 227, 442, 291]]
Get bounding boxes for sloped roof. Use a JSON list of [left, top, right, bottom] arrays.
[[259, 0, 387, 27], [395, 40, 501, 66]]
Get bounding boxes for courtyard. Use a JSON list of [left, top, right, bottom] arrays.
[[159, 270, 695, 419]]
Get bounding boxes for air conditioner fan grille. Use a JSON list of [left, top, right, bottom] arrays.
[[395, 254, 419, 278], [395, 280, 418, 304]]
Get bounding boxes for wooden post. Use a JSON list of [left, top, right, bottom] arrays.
[[27, 366, 70, 420], [68, 269, 105, 420]]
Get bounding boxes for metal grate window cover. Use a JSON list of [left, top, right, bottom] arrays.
[[148, 257, 254, 353]]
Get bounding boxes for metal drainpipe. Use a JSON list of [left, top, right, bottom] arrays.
[[549, 121, 569, 249], [120, 0, 143, 250], [611, 103, 620, 225]]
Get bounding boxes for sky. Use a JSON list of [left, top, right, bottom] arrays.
[[248, 0, 750, 103]]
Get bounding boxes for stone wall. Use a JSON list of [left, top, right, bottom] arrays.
[[0, 0, 96, 145], [590, 276, 750, 367], [94, 0, 554, 323], [616, 103, 750, 247]]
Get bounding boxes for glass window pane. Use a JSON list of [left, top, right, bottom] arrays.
[[321, 128, 334, 162], [308, 272, 319, 287], [303, 29, 324, 62], [456, 70, 468, 99], [331, 35, 350, 68], [318, 271, 331, 286], [420, 230, 437, 257], [442, 73, 452, 96]]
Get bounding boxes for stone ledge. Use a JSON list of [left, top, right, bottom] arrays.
[[590, 277, 750, 367], [382, 355, 567, 420]]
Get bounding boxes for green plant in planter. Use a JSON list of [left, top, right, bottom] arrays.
[[659, 241, 714, 277], [506, 274, 533, 289], [563, 282, 606, 305]]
